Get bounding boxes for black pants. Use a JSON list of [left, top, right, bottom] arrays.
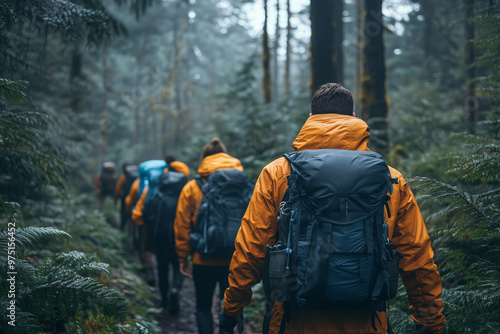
[[192, 264, 229, 334], [156, 243, 183, 306], [120, 197, 127, 230]]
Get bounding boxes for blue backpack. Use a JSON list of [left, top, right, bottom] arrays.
[[263, 149, 400, 332], [138, 160, 167, 204]]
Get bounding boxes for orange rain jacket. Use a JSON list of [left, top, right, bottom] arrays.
[[223, 114, 446, 334], [114, 174, 127, 202], [131, 161, 190, 227], [125, 178, 140, 215], [174, 152, 244, 266]]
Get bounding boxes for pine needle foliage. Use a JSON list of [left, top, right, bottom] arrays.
[[0, 108, 69, 204], [0, 0, 127, 65], [388, 6, 500, 325], [0, 78, 29, 104], [409, 129, 500, 332], [471, 4, 500, 101]]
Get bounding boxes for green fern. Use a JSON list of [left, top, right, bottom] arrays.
[[21, 276, 126, 327], [411, 176, 499, 232], [408, 131, 500, 333], [0, 226, 71, 253], [0, 225, 127, 333]]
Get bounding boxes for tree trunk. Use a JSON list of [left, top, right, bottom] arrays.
[[355, 0, 364, 117], [273, 0, 280, 101], [310, 0, 342, 95], [422, 0, 434, 77], [70, 44, 83, 113], [100, 42, 109, 164], [284, 0, 291, 95], [361, 0, 389, 154], [210, 41, 217, 110], [465, 0, 477, 134], [160, 19, 189, 155], [262, 0, 272, 104], [333, 0, 344, 84]]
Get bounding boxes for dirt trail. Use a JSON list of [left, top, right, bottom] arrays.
[[155, 275, 201, 334], [153, 274, 258, 334]]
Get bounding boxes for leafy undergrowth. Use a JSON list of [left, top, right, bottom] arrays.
[[0, 191, 161, 333]]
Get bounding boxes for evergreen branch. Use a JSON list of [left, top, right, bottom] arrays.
[[0, 201, 20, 218], [0, 78, 29, 104], [476, 188, 500, 202], [42, 0, 128, 46], [410, 177, 498, 228], [0, 109, 70, 199]]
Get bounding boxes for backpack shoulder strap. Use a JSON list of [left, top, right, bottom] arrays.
[[195, 176, 203, 190]]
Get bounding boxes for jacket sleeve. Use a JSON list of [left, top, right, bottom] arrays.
[[114, 175, 126, 199], [131, 188, 147, 227], [125, 179, 139, 214], [223, 165, 283, 318], [174, 180, 200, 263], [391, 174, 446, 334]]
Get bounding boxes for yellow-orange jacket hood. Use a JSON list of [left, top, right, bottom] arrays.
[[292, 114, 370, 152], [197, 152, 243, 177], [169, 161, 190, 178]]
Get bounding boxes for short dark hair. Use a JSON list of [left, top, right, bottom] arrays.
[[164, 154, 177, 164], [310, 83, 354, 115]]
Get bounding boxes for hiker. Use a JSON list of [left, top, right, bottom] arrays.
[[175, 137, 250, 334], [125, 177, 141, 254], [135, 155, 190, 315], [220, 83, 446, 334], [115, 163, 139, 231], [94, 162, 117, 210], [131, 157, 170, 286]]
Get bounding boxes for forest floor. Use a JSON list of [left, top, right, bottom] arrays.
[[153, 274, 217, 334], [154, 274, 200, 334], [108, 206, 259, 334], [149, 267, 260, 334]]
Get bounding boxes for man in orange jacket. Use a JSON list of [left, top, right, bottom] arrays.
[[220, 83, 446, 334]]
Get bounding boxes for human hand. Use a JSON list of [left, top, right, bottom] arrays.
[[179, 261, 192, 278], [219, 311, 243, 334]]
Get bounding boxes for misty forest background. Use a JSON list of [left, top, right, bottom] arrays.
[[1, 0, 499, 333]]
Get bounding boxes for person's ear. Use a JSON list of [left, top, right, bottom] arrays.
[[352, 112, 356, 117], [309, 112, 313, 117]]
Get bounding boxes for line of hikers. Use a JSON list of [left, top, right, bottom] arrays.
[[94, 83, 446, 334]]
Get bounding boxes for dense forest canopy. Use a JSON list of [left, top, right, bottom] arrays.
[[1, 0, 499, 332]]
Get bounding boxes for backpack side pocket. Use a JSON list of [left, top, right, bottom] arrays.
[[263, 243, 294, 303]]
